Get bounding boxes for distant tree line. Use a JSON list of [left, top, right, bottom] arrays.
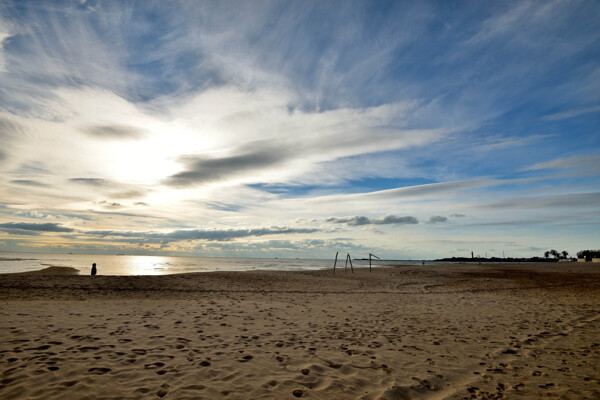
[[544, 249, 569, 260]]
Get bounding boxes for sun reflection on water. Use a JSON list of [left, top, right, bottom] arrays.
[[125, 256, 171, 276]]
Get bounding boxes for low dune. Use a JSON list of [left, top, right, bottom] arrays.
[[0, 263, 599, 399], [10, 266, 80, 275]]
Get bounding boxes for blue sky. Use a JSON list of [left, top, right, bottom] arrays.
[[0, 0, 598, 259]]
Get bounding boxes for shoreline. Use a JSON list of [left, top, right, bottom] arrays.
[[1, 263, 599, 399], [2, 252, 585, 277], [1, 259, 589, 277]]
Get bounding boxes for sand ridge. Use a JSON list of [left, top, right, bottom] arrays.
[[1, 263, 599, 399]]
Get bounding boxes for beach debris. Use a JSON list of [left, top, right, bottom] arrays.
[[344, 253, 354, 274], [369, 253, 380, 272], [332, 251, 339, 275], [332, 252, 354, 274]]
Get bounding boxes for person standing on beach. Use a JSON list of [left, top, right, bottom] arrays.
[[91, 263, 97, 276]]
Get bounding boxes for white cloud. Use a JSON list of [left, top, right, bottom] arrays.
[[524, 154, 600, 174], [540, 105, 600, 121], [473, 134, 550, 152], [0, 17, 12, 73], [465, 2, 535, 45], [0, 83, 453, 229], [465, 1, 566, 48]]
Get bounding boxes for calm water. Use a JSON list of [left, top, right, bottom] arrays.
[[0, 252, 419, 276]]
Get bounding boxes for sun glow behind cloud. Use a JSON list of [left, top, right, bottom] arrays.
[[0, 1, 598, 259]]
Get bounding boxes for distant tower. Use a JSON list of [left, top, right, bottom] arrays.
[[471, 251, 474, 259]]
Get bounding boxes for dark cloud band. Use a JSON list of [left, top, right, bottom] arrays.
[[10, 179, 49, 187], [83, 125, 146, 139], [165, 148, 288, 187], [0, 222, 74, 233], [327, 215, 418, 226], [84, 226, 320, 243], [428, 216, 447, 224]]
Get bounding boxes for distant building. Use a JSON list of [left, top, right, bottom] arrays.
[[578, 250, 600, 262]]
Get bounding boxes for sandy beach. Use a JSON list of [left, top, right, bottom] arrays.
[[1, 263, 599, 399]]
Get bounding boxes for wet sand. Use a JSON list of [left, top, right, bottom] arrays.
[[1, 263, 599, 399]]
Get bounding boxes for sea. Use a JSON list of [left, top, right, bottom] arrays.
[[0, 252, 427, 276]]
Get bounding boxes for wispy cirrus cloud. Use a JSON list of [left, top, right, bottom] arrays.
[[524, 154, 600, 175], [68, 177, 149, 199], [331, 180, 493, 202], [475, 192, 600, 210], [540, 105, 600, 121], [0, 15, 13, 73]]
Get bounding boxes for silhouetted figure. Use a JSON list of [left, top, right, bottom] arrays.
[[91, 263, 97, 276]]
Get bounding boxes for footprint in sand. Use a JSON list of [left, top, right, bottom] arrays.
[[79, 346, 99, 352], [380, 385, 414, 400], [28, 344, 52, 351], [144, 362, 165, 369], [261, 380, 278, 389], [275, 355, 288, 363], [88, 367, 111, 374], [181, 384, 206, 391], [157, 383, 169, 398], [539, 383, 555, 389], [412, 377, 439, 390]]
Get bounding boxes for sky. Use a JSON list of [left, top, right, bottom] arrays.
[[0, 0, 598, 259]]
